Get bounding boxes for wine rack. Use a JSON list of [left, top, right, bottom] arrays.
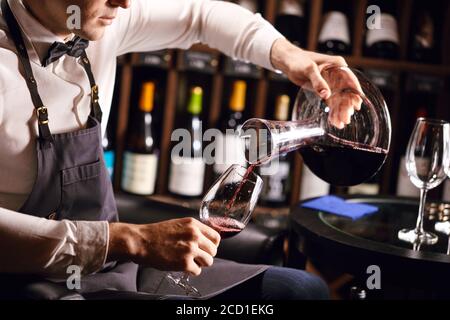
[[111, 0, 450, 217]]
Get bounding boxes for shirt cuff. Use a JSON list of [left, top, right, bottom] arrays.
[[74, 220, 109, 275], [250, 16, 285, 71]]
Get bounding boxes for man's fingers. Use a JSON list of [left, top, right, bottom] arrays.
[[197, 221, 221, 246], [194, 248, 214, 268], [353, 94, 363, 111], [328, 104, 344, 129], [327, 91, 363, 127], [306, 63, 331, 99], [306, 52, 348, 69], [185, 258, 202, 276], [198, 235, 218, 257], [338, 101, 353, 125]]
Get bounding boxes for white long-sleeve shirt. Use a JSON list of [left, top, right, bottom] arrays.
[[0, 0, 283, 277]]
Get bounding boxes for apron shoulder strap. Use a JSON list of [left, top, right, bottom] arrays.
[[1, 0, 53, 147], [79, 51, 102, 123], [1, 0, 104, 140]]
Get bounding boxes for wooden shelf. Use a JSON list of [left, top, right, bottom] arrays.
[[113, 0, 450, 210], [346, 56, 450, 75]]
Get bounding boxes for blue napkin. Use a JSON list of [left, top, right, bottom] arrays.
[[301, 195, 378, 220]]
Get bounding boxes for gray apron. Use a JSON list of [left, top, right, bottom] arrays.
[[1, 0, 267, 299]]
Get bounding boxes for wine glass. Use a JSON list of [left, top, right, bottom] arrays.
[[398, 118, 450, 245], [166, 164, 263, 296], [199, 164, 263, 238]]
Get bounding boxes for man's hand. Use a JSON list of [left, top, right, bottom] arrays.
[[107, 218, 221, 276], [270, 38, 363, 129]]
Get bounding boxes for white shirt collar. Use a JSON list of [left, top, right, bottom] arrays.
[[8, 0, 72, 66]]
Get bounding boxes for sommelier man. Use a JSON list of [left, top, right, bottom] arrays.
[[0, 0, 359, 299]]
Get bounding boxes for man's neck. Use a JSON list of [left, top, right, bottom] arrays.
[[21, 0, 71, 40]]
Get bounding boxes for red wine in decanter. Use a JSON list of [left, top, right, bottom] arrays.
[[300, 134, 388, 186]]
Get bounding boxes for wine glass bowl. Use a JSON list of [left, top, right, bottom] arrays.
[[200, 164, 263, 239], [406, 119, 450, 190]]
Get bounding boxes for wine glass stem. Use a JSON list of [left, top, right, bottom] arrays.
[[415, 188, 428, 235], [182, 273, 190, 284]]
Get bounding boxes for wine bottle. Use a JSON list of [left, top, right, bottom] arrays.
[[214, 80, 248, 176], [317, 0, 351, 55], [168, 87, 206, 197], [260, 95, 292, 207], [121, 82, 159, 195], [409, 3, 439, 63], [299, 165, 330, 200], [102, 116, 116, 181], [365, 0, 400, 59], [275, 0, 306, 48]]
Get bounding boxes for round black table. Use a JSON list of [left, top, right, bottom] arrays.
[[288, 196, 450, 297]]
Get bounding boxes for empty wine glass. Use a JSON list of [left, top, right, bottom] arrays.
[[166, 164, 263, 296], [398, 118, 450, 245]]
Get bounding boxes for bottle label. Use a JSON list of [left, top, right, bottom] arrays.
[[366, 13, 399, 47], [224, 58, 262, 79], [121, 152, 158, 195], [406, 74, 443, 94], [169, 156, 205, 196], [318, 11, 351, 45], [180, 51, 217, 74], [365, 69, 398, 91], [103, 150, 115, 180], [396, 156, 420, 197], [260, 161, 290, 202], [348, 183, 380, 195], [279, 0, 304, 17], [137, 50, 171, 68], [213, 133, 247, 175], [299, 165, 330, 200]]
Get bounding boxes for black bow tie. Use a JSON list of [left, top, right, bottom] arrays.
[[42, 36, 89, 67]]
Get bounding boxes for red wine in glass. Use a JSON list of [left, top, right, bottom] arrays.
[[227, 164, 257, 210], [204, 216, 246, 239], [200, 165, 263, 241]]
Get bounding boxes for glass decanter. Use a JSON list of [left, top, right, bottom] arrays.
[[239, 65, 391, 186]]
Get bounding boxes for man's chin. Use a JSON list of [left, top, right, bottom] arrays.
[[76, 28, 106, 41]]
